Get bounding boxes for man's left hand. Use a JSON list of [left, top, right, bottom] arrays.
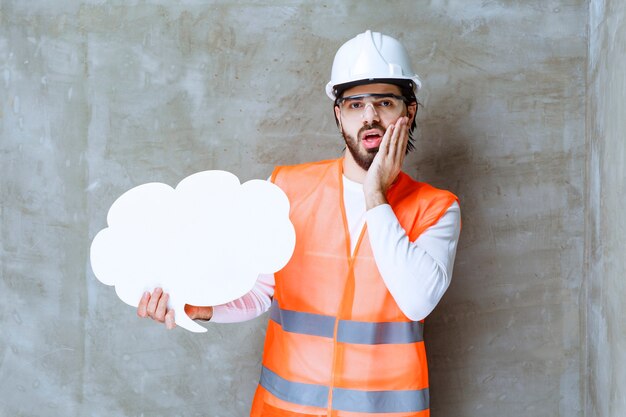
[[364, 116, 409, 209]]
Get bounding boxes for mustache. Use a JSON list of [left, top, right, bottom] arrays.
[[358, 123, 386, 137]]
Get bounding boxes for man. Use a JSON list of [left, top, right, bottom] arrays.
[[138, 30, 461, 416]]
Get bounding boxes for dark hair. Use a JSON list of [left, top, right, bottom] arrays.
[[332, 79, 419, 153]]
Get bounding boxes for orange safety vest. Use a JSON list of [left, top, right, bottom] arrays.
[[250, 158, 459, 417]]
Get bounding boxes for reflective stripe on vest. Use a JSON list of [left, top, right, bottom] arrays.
[[260, 366, 430, 413], [270, 299, 424, 344]]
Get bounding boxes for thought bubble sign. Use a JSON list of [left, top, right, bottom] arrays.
[[90, 171, 295, 333]]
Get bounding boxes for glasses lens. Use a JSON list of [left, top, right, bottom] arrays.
[[339, 94, 405, 118]]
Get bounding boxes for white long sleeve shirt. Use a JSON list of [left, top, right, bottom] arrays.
[[211, 175, 461, 323]]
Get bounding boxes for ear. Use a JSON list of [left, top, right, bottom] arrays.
[[406, 102, 417, 124], [334, 105, 343, 130]]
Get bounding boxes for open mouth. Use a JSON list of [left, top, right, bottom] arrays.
[[361, 131, 383, 149]]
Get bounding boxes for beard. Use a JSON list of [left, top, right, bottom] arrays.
[[341, 122, 386, 171]]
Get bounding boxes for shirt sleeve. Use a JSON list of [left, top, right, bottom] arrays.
[[365, 201, 461, 321], [210, 273, 275, 323]]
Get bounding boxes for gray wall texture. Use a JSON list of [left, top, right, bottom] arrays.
[[0, 1, 619, 416], [586, 1, 626, 416]]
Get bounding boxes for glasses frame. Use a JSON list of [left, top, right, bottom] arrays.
[[336, 93, 408, 118], [336, 93, 407, 105]]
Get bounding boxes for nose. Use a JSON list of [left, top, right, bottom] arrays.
[[361, 103, 380, 124]]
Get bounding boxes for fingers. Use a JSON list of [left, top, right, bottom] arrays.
[[137, 291, 150, 318], [379, 123, 395, 155], [146, 288, 161, 315], [379, 117, 408, 161], [137, 287, 176, 329], [396, 118, 409, 162], [393, 117, 409, 161], [165, 309, 176, 330], [154, 291, 169, 322]]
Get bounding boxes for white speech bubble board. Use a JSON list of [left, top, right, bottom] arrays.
[[90, 170, 295, 333]]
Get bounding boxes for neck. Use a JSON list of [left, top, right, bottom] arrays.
[[342, 151, 368, 183]]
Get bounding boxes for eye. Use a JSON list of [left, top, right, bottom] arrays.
[[347, 101, 364, 110], [378, 100, 394, 108]]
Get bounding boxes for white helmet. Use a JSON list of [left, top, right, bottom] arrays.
[[325, 30, 422, 100]]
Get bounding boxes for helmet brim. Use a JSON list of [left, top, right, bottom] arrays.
[[327, 77, 420, 101]]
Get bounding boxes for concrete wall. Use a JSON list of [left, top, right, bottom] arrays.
[[586, 1, 626, 416], [0, 1, 588, 416]]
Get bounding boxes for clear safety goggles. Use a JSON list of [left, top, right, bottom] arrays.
[[336, 93, 407, 119]]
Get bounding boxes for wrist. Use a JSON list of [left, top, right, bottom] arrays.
[[365, 189, 388, 210]]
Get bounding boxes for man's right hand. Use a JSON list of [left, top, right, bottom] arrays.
[[137, 288, 176, 329], [137, 288, 214, 330]]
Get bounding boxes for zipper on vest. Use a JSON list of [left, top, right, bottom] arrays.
[[327, 230, 367, 416], [329, 161, 367, 416]]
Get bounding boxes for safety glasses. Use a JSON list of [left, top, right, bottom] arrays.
[[336, 93, 407, 119]]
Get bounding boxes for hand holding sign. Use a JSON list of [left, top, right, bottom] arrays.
[[90, 170, 295, 333]]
